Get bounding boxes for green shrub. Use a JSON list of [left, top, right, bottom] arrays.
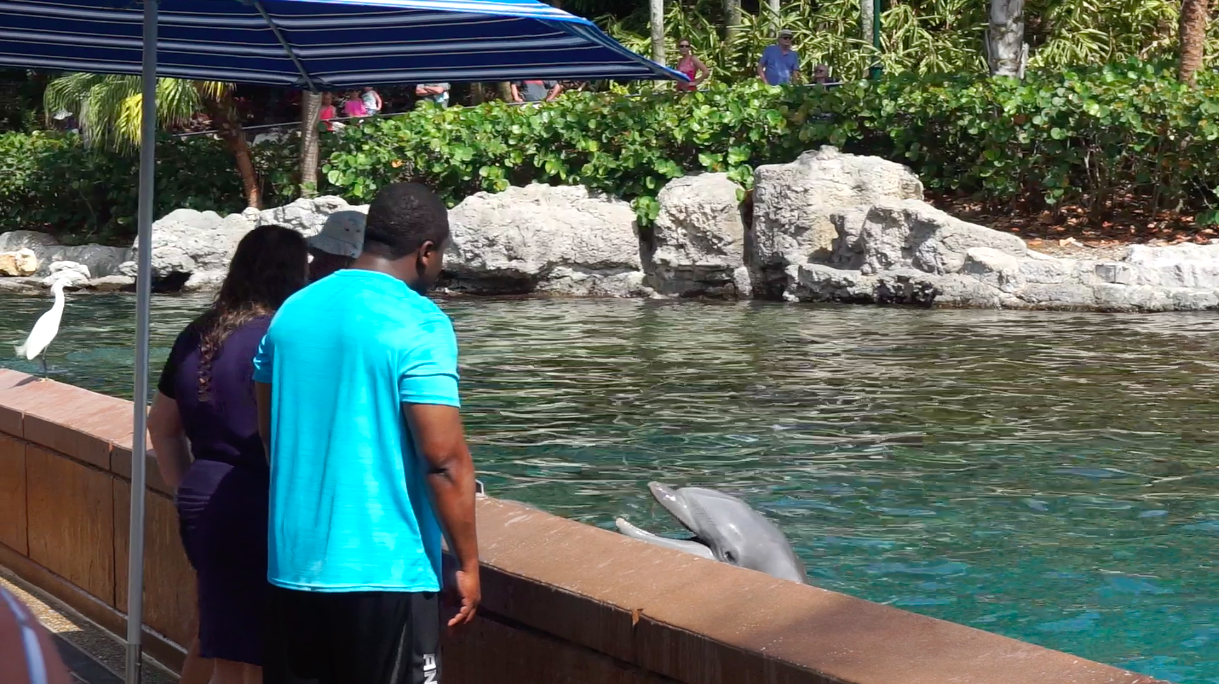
[[324, 60, 1219, 225], [0, 131, 251, 243], [4, 60, 1219, 244]]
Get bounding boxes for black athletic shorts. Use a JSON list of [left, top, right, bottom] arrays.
[[264, 585, 441, 684]]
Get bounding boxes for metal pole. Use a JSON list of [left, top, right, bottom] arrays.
[[869, 0, 882, 79], [125, 0, 157, 681]]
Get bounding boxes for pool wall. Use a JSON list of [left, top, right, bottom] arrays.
[[0, 369, 1163, 684]]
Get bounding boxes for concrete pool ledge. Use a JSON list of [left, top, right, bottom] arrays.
[[0, 369, 1166, 684]]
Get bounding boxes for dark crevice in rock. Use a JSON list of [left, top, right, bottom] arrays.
[[439, 272, 537, 296], [152, 272, 191, 293], [753, 264, 789, 301]]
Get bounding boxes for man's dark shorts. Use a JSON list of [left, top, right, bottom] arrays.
[[265, 585, 441, 684]]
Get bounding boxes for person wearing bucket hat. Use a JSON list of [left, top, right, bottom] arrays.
[[758, 29, 800, 85], [308, 209, 366, 281]]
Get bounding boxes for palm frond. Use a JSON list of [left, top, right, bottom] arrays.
[[43, 73, 232, 152]]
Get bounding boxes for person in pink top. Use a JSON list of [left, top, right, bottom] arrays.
[[342, 90, 368, 118], [319, 92, 339, 132], [674, 38, 709, 92]]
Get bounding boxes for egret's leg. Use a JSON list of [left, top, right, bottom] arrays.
[[40, 352, 47, 380]]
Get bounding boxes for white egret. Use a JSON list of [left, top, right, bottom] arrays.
[[14, 279, 68, 380]]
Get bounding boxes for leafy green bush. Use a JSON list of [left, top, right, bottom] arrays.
[[5, 61, 1219, 243], [0, 130, 251, 243], [0, 130, 303, 244], [325, 60, 1219, 224]]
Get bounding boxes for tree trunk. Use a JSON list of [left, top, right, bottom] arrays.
[[650, 0, 665, 64], [766, 0, 781, 36], [203, 94, 261, 209], [723, 0, 741, 43], [861, 0, 874, 45], [1179, 0, 1209, 86], [987, 0, 1026, 77], [470, 83, 485, 105], [498, 82, 513, 101], [299, 91, 321, 199]]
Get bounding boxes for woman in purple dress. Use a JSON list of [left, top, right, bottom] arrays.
[[149, 224, 309, 684]]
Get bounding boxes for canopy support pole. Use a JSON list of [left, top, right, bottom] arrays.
[[253, 1, 317, 91], [125, 0, 157, 681]]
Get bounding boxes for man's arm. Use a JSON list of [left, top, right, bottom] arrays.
[[256, 381, 272, 462], [510, 83, 523, 102], [404, 403, 480, 629], [546, 82, 563, 101]]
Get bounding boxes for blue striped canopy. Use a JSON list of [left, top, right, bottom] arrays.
[[0, 0, 684, 89]]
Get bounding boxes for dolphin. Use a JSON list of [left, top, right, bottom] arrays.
[[615, 482, 807, 584]]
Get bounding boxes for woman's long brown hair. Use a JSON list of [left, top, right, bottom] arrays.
[[196, 224, 308, 403]]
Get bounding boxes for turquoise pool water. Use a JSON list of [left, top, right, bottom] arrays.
[[1, 292, 1216, 682]]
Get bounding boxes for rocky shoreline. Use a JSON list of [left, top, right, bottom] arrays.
[[3, 146, 1219, 313]]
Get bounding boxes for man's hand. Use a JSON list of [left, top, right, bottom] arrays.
[[446, 564, 481, 631]]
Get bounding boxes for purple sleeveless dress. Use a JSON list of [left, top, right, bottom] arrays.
[[157, 315, 271, 665]]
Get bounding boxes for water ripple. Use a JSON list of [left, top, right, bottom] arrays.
[[1, 295, 1217, 682]]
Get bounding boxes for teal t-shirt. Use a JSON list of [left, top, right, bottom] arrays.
[[252, 269, 460, 593]]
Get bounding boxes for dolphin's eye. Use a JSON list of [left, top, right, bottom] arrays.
[[724, 551, 737, 563]]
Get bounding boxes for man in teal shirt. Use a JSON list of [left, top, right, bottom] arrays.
[[254, 182, 480, 684]]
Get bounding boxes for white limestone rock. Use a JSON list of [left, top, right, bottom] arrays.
[[752, 146, 923, 291], [650, 173, 747, 298], [445, 184, 645, 296], [0, 248, 38, 277], [87, 275, 135, 292], [133, 209, 254, 282], [42, 261, 90, 288], [183, 271, 228, 292], [257, 196, 361, 237]]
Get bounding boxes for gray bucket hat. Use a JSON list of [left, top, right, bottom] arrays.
[[308, 209, 366, 259]]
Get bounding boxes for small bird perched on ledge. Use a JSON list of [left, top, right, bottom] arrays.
[[14, 278, 68, 380]]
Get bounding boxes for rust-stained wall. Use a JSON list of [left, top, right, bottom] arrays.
[[0, 369, 1163, 684]]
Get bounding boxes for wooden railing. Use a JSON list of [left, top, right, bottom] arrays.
[[0, 368, 1163, 684]]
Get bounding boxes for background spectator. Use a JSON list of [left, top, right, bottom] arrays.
[[361, 86, 382, 116], [342, 90, 367, 118], [758, 29, 800, 85], [512, 80, 563, 103], [308, 210, 366, 281], [319, 92, 339, 132], [674, 39, 710, 92], [415, 83, 451, 107]]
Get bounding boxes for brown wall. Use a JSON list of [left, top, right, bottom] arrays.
[[0, 369, 1164, 684]]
